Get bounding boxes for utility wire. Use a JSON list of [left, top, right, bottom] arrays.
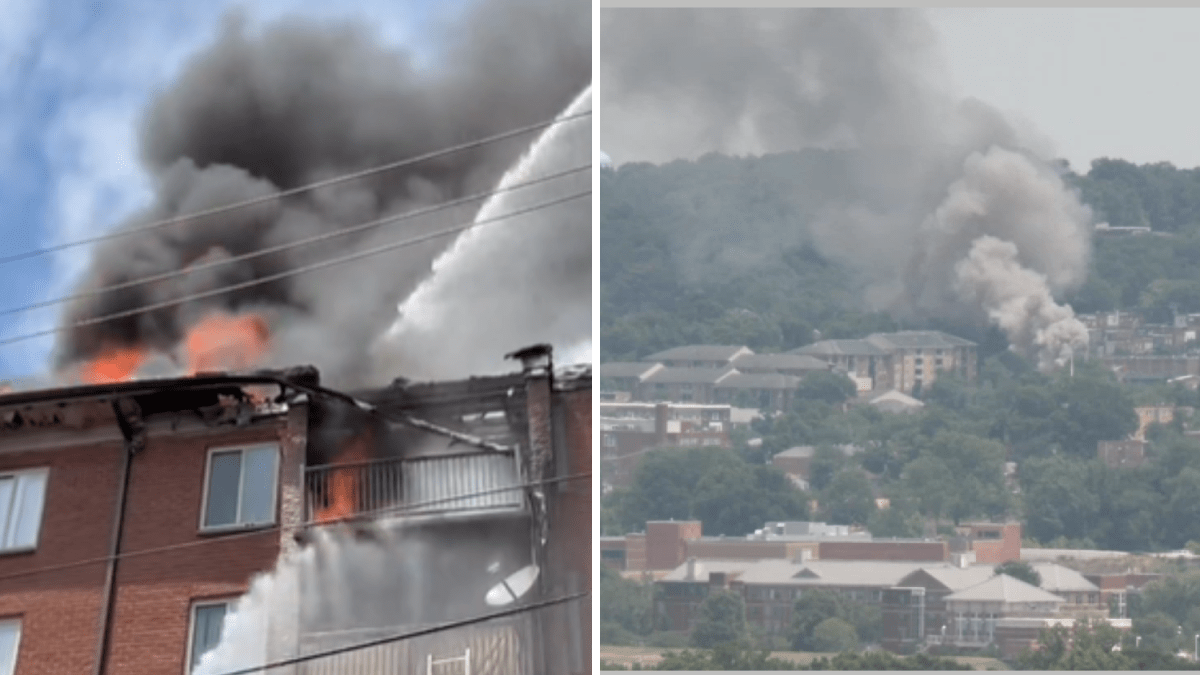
[[0, 164, 589, 319], [212, 590, 591, 675], [0, 110, 591, 267], [0, 472, 591, 584], [0, 188, 590, 346]]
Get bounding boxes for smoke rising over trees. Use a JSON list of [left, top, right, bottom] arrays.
[[602, 8, 1093, 368]]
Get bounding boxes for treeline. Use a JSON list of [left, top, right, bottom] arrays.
[[603, 353, 1200, 552], [601, 154, 1200, 362]]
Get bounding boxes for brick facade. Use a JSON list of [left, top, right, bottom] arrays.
[[0, 399, 295, 675]]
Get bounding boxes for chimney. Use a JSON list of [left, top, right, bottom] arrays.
[[710, 571, 727, 588], [655, 402, 669, 444], [686, 557, 705, 582]]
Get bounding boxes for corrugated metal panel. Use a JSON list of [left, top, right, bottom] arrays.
[[297, 620, 531, 675], [404, 453, 522, 514]]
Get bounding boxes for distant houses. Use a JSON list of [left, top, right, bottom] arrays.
[[600, 330, 979, 409]]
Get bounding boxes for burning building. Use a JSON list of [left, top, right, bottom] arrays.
[[0, 346, 590, 675]]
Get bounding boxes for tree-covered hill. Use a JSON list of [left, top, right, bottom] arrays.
[[601, 152, 1200, 361]]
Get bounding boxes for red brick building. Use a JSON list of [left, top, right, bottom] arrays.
[[0, 352, 590, 675]]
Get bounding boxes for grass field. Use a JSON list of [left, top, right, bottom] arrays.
[[598, 645, 1010, 670]]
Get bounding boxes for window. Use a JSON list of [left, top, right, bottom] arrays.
[[0, 469, 48, 553], [201, 445, 278, 530], [603, 434, 616, 448], [0, 620, 20, 675], [187, 601, 230, 673]]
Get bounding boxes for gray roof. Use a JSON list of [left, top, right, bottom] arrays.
[[898, 566, 996, 591], [643, 366, 736, 385], [737, 560, 935, 587], [866, 331, 977, 350], [869, 390, 924, 409], [1031, 563, 1101, 593], [643, 345, 751, 362], [714, 372, 802, 390], [660, 559, 756, 583], [945, 574, 1065, 604], [599, 362, 663, 380], [732, 353, 830, 372], [791, 340, 888, 357]]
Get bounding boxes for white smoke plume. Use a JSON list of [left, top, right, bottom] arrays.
[[602, 8, 1092, 369], [370, 86, 592, 382]]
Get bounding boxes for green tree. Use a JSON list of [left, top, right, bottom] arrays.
[[600, 566, 656, 641], [820, 469, 876, 526], [690, 590, 747, 648], [790, 589, 846, 651], [995, 560, 1042, 587], [810, 618, 858, 653], [795, 371, 857, 407]]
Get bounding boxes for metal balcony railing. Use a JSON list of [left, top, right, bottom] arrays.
[[305, 451, 524, 523]]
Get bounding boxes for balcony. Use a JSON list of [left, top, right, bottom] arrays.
[[305, 450, 524, 524]]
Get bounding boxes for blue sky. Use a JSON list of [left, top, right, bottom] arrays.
[[0, 0, 465, 382]]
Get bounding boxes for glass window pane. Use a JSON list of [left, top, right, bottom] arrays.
[[192, 604, 227, 670], [205, 453, 242, 528], [0, 478, 13, 550], [11, 472, 47, 549], [239, 447, 276, 525], [0, 621, 19, 675]]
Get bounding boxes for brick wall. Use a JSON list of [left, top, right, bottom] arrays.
[[106, 422, 288, 675], [970, 523, 1021, 565], [818, 541, 948, 562], [0, 441, 124, 675], [646, 521, 702, 571]]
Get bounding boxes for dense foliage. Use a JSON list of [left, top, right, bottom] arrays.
[[601, 355, 1200, 551], [602, 154, 1200, 361]]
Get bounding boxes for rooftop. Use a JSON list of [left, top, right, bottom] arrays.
[[642, 345, 751, 362], [945, 574, 1066, 604], [867, 330, 977, 350], [1031, 563, 1101, 593], [599, 362, 664, 380], [714, 372, 802, 390], [731, 353, 830, 371], [643, 366, 736, 385], [791, 339, 888, 357]]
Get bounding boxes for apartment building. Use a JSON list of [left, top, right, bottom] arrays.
[[0, 348, 590, 675]]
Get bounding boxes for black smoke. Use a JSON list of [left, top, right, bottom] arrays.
[[57, 0, 589, 387]]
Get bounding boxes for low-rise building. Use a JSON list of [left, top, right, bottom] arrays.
[[599, 403, 732, 490]]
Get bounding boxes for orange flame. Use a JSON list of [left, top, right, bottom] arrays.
[[185, 311, 270, 375], [81, 345, 147, 384], [314, 433, 372, 524]]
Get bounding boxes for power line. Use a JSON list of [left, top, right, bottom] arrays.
[[0, 109, 591, 267], [0, 188, 590, 346], [212, 590, 590, 675], [0, 164, 590, 319], [0, 472, 590, 584]]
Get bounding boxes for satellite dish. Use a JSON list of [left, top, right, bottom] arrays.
[[485, 565, 540, 606]]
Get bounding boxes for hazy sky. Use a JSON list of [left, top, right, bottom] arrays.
[[928, 8, 1199, 172], [600, 8, 1200, 173]]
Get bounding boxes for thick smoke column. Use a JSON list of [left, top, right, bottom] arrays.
[[602, 9, 1092, 368], [56, 0, 589, 387]]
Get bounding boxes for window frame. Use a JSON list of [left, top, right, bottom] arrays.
[[198, 443, 280, 533], [0, 468, 50, 554], [184, 599, 234, 675]]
